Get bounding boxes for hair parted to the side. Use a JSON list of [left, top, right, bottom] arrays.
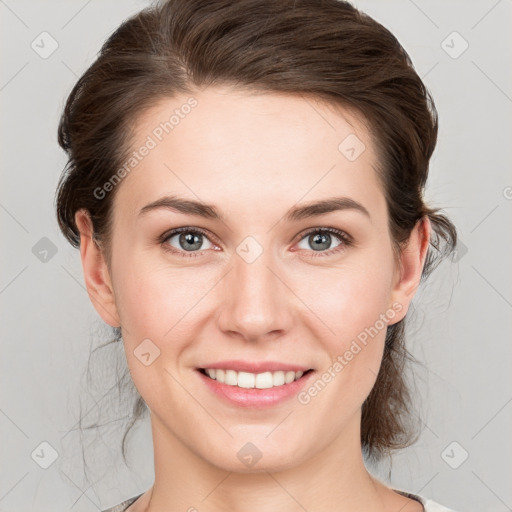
[[55, 0, 457, 468]]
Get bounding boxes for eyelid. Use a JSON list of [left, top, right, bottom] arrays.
[[292, 226, 352, 257], [159, 225, 352, 257], [294, 226, 352, 245], [158, 226, 220, 257]]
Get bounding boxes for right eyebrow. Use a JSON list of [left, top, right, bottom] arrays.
[[138, 196, 225, 221]]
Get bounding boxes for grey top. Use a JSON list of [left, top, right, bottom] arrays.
[[102, 493, 143, 512], [101, 491, 458, 511]]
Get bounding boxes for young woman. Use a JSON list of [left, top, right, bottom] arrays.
[[55, 0, 458, 510]]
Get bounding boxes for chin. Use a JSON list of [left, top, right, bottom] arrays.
[[203, 437, 308, 474]]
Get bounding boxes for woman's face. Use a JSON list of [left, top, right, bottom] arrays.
[[79, 86, 427, 472]]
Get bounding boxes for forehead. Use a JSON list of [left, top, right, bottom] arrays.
[[114, 86, 384, 221]]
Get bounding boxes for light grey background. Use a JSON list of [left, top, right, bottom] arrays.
[[1, 1, 511, 511]]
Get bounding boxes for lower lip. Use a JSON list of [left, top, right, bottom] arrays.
[[196, 369, 315, 408]]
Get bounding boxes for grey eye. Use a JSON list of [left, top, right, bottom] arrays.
[[166, 231, 214, 252], [297, 231, 343, 252]]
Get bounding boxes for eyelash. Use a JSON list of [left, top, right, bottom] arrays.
[[158, 226, 352, 259]]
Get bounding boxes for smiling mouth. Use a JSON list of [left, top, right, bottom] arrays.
[[197, 368, 314, 389]]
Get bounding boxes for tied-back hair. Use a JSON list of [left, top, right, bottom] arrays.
[[55, 0, 457, 464]]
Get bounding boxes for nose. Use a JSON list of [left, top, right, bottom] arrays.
[[217, 246, 294, 343]]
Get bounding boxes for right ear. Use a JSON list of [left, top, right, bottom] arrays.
[[74, 209, 121, 327]]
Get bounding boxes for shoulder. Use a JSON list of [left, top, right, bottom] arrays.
[[395, 489, 459, 512], [422, 498, 460, 512], [101, 493, 143, 512]]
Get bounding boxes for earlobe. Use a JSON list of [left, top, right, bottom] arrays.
[[74, 209, 121, 327], [389, 216, 431, 323]]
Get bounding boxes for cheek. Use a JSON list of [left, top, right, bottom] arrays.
[[294, 255, 395, 345], [111, 242, 197, 334], [293, 254, 396, 407], [112, 263, 202, 411], [110, 256, 222, 385]]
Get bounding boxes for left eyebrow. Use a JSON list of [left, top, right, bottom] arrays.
[[137, 195, 370, 222], [283, 196, 371, 222]]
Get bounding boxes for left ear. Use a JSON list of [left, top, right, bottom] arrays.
[[388, 216, 431, 323]]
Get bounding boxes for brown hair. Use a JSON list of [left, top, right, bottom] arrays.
[[55, 0, 457, 464]]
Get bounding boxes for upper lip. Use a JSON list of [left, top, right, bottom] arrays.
[[197, 360, 313, 373]]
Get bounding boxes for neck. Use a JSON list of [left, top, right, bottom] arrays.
[[144, 411, 388, 512]]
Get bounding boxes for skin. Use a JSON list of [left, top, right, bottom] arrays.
[[75, 86, 429, 512]]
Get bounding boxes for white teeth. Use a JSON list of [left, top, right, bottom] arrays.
[[285, 371, 295, 383], [203, 368, 307, 388], [238, 371, 255, 388], [225, 369, 238, 386], [273, 371, 285, 386], [255, 372, 273, 389]]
